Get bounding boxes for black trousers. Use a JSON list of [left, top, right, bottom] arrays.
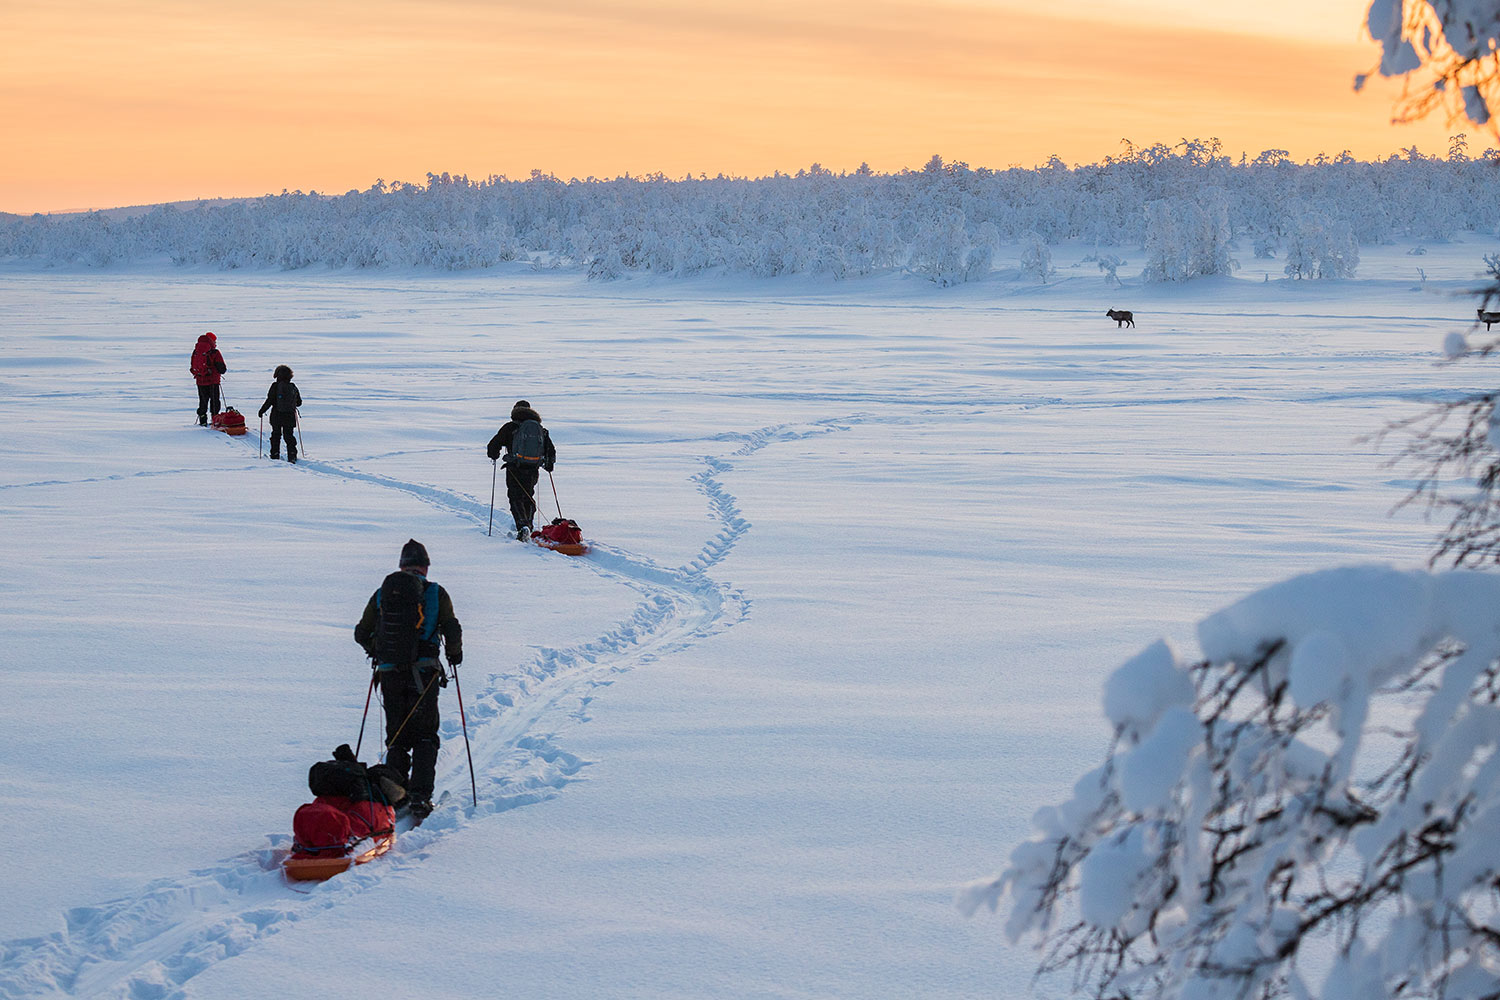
[[380, 664, 441, 802], [269, 412, 297, 459], [506, 463, 541, 530], [196, 384, 221, 422]]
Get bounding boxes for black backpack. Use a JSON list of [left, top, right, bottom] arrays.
[[309, 758, 371, 800], [308, 757, 406, 805], [375, 571, 429, 668], [511, 419, 545, 466]]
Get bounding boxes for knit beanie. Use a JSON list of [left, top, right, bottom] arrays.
[[399, 539, 430, 568]]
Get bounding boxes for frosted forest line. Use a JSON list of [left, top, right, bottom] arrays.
[[3, 142, 1499, 284]]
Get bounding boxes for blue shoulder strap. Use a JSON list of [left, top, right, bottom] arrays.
[[374, 578, 439, 640], [418, 581, 440, 641]]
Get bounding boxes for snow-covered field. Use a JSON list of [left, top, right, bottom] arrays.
[[1, 243, 1494, 999]]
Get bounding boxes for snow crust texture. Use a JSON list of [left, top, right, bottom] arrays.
[[2, 245, 1491, 998]]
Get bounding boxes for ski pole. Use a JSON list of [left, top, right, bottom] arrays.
[[547, 469, 563, 518], [295, 408, 306, 459], [488, 460, 497, 537], [259, 414, 264, 458], [354, 668, 377, 758], [450, 660, 478, 808]]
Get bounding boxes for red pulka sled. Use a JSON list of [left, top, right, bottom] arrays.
[[284, 796, 396, 881], [211, 408, 248, 436], [530, 471, 590, 556], [532, 517, 589, 556]]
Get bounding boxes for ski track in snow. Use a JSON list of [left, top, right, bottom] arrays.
[[0, 418, 848, 1000]]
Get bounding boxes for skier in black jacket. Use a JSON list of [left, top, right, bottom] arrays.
[[353, 539, 462, 820], [486, 400, 556, 541], [257, 365, 303, 462]]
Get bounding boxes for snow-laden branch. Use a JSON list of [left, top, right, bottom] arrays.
[[1363, 0, 1500, 128], [965, 566, 1500, 1000]]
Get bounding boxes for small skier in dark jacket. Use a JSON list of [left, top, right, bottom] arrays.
[[353, 539, 462, 821], [486, 400, 556, 541], [189, 332, 227, 426], [257, 365, 303, 462]]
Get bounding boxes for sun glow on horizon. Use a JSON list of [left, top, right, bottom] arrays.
[[0, 0, 1468, 215]]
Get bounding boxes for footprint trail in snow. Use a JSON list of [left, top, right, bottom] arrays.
[[0, 418, 848, 1000]]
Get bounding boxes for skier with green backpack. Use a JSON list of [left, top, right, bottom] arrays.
[[485, 400, 556, 541], [352, 539, 463, 821]]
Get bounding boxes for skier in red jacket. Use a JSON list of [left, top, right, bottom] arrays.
[[189, 332, 227, 426]]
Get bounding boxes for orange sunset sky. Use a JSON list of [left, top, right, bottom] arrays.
[[0, 0, 1468, 215]]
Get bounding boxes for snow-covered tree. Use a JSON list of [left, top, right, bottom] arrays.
[[909, 208, 971, 286], [1019, 231, 1055, 283], [962, 566, 1500, 1000], [1283, 214, 1361, 279], [1141, 194, 1236, 283], [585, 236, 624, 281], [964, 243, 994, 283]]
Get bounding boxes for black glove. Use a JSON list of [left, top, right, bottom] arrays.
[[544, 463, 554, 473]]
